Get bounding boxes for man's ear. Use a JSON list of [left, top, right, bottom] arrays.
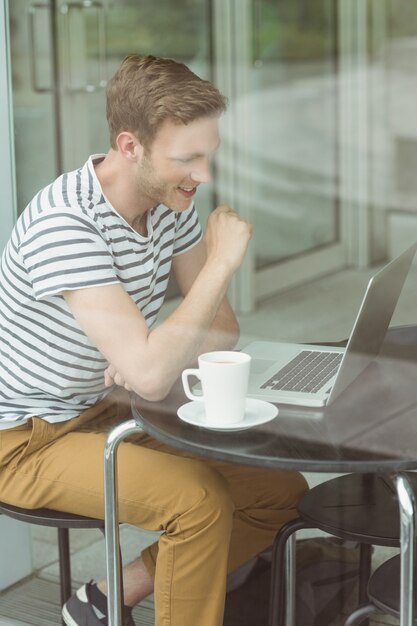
[[115, 132, 145, 162]]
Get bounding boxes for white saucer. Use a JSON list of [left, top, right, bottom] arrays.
[[177, 398, 278, 431]]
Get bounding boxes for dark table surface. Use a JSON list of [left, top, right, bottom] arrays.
[[131, 326, 417, 473]]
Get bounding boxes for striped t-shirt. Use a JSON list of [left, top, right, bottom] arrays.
[[0, 155, 202, 428]]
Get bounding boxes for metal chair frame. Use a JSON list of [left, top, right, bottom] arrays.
[[0, 416, 143, 626], [343, 474, 417, 626], [268, 473, 416, 626], [0, 502, 105, 626]]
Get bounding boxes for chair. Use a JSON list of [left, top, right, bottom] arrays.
[[0, 419, 143, 626], [268, 472, 417, 625], [344, 472, 417, 626], [269, 323, 417, 626], [0, 501, 105, 625], [344, 554, 415, 625]]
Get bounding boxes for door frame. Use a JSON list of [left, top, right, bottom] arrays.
[[0, 0, 17, 252], [0, 3, 34, 589], [213, 0, 255, 312]]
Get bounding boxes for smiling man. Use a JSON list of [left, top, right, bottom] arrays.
[[0, 56, 307, 626]]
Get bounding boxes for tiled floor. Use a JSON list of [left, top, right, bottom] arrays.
[[2, 261, 416, 625]]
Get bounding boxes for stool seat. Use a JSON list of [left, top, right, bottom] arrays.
[[298, 473, 417, 546], [0, 500, 104, 529], [345, 555, 417, 625], [269, 471, 417, 626], [367, 555, 417, 619], [0, 500, 105, 625]]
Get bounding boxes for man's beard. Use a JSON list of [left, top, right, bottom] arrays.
[[138, 155, 191, 212], [138, 155, 176, 211]]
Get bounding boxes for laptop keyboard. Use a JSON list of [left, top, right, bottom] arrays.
[[261, 350, 343, 393]]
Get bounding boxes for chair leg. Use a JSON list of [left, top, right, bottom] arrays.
[[358, 543, 372, 603], [357, 543, 372, 626], [58, 528, 72, 604], [344, 602, 379, 626], [57, 527, 72, 625], [268, 518, 313, 626]]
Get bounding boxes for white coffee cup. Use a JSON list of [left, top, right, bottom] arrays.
[[181, 351, 251, 425]]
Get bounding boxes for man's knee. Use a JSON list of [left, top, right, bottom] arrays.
[[272, 470, 309, 510], [240, 468, 308, 512], [288, 471, 309, 502], [182, 462, 235, 531]]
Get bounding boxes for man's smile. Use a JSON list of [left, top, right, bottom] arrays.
[[178, 186, 197, 198]]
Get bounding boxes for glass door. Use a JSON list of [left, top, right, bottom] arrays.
[[9, 0, 58, 212], [7, 0, 386, 312], [8, 0, 216, 224], [214, 0, 348, 310]]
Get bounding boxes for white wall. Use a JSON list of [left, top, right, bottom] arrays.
[[0, 517, 32, 591]]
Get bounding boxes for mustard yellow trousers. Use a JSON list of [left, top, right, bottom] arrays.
[[0, 390, 308, 626]]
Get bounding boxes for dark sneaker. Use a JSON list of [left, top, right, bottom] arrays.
[[62, 581, 135, 626]]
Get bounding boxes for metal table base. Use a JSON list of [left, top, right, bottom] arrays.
[[104, 418, 144, 626]]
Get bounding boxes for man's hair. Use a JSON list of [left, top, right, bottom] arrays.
[[106, 55, 227, 150]]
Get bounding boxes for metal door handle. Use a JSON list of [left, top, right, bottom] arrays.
[[253, 0, 264, 67], [28, 2, 53, 93], [60, 0, 107, 93]]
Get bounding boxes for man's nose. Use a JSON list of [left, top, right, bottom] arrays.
[[191, 158, 211, 184]]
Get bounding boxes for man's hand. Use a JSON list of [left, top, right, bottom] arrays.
[[204, 205, 253, 274], [104, 364, 132, 391]]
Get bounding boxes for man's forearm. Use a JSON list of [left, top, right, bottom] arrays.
[[140, 259, 236, 397], [194, 305, 240, 356], [105, 292, 239, 397]]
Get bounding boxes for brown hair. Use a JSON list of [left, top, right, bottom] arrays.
[[106, 55, 227, 150]]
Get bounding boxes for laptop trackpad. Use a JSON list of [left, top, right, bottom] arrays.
[[251, 359, 277, 374]]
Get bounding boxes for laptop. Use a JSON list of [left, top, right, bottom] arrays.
[[244, 243, 417, 407]]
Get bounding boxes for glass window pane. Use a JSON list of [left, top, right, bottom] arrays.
[[250, 0, 339, 268], [10, 1, 57, 212]]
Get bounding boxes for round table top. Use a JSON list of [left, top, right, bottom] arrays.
[[132, 326, 417, 473]]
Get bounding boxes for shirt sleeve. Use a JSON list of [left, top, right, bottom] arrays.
[[19, 208, 119, 299], [172, 203, 203, 256]]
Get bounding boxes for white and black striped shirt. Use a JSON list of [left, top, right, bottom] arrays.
[[0, 155, 202, 428]]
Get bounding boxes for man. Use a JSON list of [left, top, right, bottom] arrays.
[[0, 55, 307, 626]]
